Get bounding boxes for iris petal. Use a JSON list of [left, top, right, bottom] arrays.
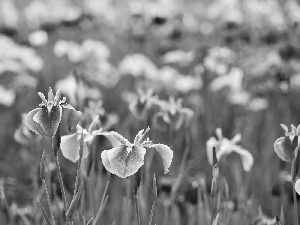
[[33, 106, 62, 138], [149, 144, 173, 174], [25, 108, 47, 136], [107, 145, 146, 178], [61, 104, 82, 132], [60, 133, 89, 163], [232, 146, 254, 172], [101, 150, 117, 174]]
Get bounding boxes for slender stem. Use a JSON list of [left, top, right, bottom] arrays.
[[43, 179, 55, 224], [149, 198, 156, 225], [292, 161, 299, 225], [134, 193, 140, 225], [55, 154, 68, 214], [92, 174, 111, 225]]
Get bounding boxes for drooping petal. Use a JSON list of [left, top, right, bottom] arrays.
[[33, 106, 62, 138], [25, 108, 47, 136], [295, 179, 300, 195], [107, 145, 146, 178], [101, 150, 117, 174], [206, 137, 218, 165], [232, 147, 254, 172], [274, 136, 298, 162], [60, 133, 89, 163], [149, 144, 173, 174], [61, 104, 82, 132]]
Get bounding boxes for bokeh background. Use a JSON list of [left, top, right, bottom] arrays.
[[1, 0, 300, 224]]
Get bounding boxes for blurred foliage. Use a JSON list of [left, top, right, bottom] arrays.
[[2, 0, 300, 224]]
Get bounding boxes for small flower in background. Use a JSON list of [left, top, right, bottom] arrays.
[[55, 74, 102, 107], [206, 128, 254, 171], [154, 97, 194, 131], [28, 30, 48, 47], [162, 50, 195, 67], [101, 127, 173, 178], [14, 114, 41, 145], [25, 88, 81, 138], [0, 85, 16, 107], [295, 179, 300, 195], [274, 124, 300, 162], [129, 88, 158, 120], [118, 53, 158, 79]]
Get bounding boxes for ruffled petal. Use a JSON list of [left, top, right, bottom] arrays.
[[107, 145, 146, 178], [101, 150, 117, 174], [25, 108, 47, 136], [106, 146, 128, 178], [33, 106, 62, 138], [61, 104, 82, 132], [60, 133, 89, 162], [232, 147, 254, 172], [149, 144, 173, 174]]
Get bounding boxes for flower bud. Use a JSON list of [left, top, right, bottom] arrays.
[[274, 136, 298, 162]]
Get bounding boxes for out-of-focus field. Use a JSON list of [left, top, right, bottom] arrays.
[[1, 0, 300, 224]]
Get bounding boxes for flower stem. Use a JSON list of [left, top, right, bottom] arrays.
[[52, 126, 68, 219], [92, 173, 111, 225], [134, 193, 140, 225], [43, 179, 55, 224], [292, 161, 299, 225], [55, 154, 68, 215]]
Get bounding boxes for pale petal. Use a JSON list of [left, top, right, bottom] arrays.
[[110, 131, 130, 145], [231, 134, 241, 144], [149, 144, 173, 174], [107, 145, 146, 178], [295, 179, 300, 195], [206, 137, 218, 165], [33, 106, 62, 138], [61, 104, 82, 132], [25, 108, 47, 136], [101, 150, 117, 174], [232, 147, 254, 171], [61, 133, 89, 163]]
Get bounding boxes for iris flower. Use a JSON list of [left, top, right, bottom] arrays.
[[101, 127, 173, 178], [274, 124, 300, 162], [154, 97, 194, 131], [25, 88, 81, 138], [60, 116, 119, 163], [206, 128, 254, 171]]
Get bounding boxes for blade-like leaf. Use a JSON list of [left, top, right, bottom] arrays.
[[38, 200, 52, 225]]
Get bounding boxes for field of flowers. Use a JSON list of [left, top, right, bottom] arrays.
[[3, 0, 300, 224]]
